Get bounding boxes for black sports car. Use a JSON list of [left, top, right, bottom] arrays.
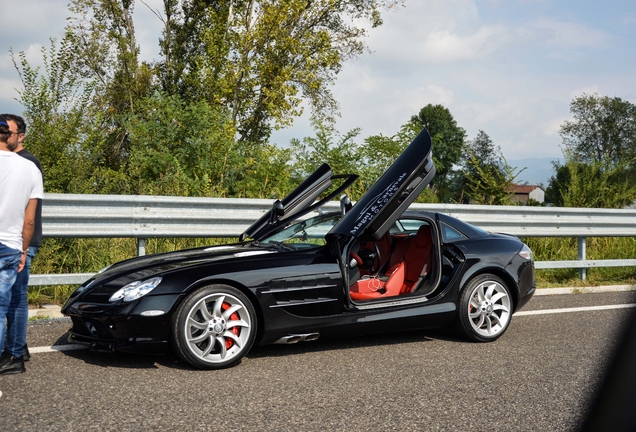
[[62, 129, 535, 369]]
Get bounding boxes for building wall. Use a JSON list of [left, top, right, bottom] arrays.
[[529, 188, 545, 203]]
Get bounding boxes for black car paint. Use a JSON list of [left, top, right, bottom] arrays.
[[62, 211, 533, 354], [61, 128, 535, 360]]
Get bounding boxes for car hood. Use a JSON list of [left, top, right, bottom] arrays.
[[92, 243, 275, 283]]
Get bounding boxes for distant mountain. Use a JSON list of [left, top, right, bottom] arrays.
[[507, 157, 561, 188]]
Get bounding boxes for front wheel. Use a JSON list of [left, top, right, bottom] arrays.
[[455, 274, 513, 342], [171, 285, 257, 369]]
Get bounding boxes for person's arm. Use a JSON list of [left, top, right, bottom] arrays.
[[19, 198, 38, 272]]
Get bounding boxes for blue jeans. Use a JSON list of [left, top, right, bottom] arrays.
[[6, 246, 37, 357], [0, 243, 21, 357]]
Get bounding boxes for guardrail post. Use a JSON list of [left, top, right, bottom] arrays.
[[578, 236, 586, 281], [137, 238, 146, 256]]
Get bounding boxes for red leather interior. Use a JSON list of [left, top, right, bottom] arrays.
[[350, 262, 405, 300], [350, 225, 433, 301], [400, 225, 433, 294]]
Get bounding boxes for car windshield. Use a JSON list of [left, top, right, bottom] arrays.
[[256, 214, 341, 249]]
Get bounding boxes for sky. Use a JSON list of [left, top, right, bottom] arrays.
[[1, 0, 635, 163]]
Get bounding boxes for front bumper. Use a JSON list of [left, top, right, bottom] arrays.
[[66, 315, 169, 354], [62, 293, 182, 355]]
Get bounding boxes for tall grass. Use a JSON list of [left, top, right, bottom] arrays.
[[522, 237, 636, 287], [28, 236, 636, 306]]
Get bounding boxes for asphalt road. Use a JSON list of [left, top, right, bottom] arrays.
[[2, 291, 635, 431]]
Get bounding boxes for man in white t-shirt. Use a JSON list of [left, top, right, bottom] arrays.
[[0, 115, 43, 375]]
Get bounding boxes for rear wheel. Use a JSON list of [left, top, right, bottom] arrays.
[[455, 274, 512, 342], [171, 285, 256, 369]]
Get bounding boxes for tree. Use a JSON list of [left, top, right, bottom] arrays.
[[560, 93, 636, 166], [158, 0, 401, 144], [289, 119, 438, 203], [546, 155, 636, 209], [231, 142, 294, 199], [124, 93, 238, 196], [408, 104, 466, 199], [12, 0, 403, 199], [452, 130, 502, 201], [360, 122, 417, 184], [11, 38, 109, 194], [463, 151, 521, 206], [547, 93, 636, 208], [290, 119, 367, 200], [545, 161, 570, 206], [66, 0, 155, 171]]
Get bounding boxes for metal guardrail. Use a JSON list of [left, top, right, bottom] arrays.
[[30, 194, 636, 286]]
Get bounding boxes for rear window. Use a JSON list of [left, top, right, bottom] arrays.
[[394, 219, 430, 234]]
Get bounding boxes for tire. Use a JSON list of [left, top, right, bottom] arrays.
[[171, 285, 257, 369], [455, 274, 513, 342]]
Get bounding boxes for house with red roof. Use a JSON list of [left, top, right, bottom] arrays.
[[508, 185, 545, 204]]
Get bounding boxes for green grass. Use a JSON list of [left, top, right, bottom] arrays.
[[27, 236, 636, 306], [523, 237, 636, 288]]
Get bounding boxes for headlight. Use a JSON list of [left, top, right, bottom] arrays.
[[109, 276, 163, 302], [518, 244, 533, 262]]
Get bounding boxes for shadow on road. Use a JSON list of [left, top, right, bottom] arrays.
[[52, 327, 460, 370]]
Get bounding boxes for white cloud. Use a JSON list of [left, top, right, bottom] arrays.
[[0, 77, 21, 101], [418, 25, 509, 63], [407, 85, 455, 110], [363, 0, 510, 66], [519, 19, 608, 49], [569, 86, 600, 99]]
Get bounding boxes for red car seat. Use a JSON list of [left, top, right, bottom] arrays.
[[400, 225, 434, 294], [350, 225, 434, 300]]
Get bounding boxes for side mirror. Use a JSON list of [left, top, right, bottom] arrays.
[[340, 194, 352, 215]]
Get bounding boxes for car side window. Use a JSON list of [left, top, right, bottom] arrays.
[[441, 223, 467, 242]]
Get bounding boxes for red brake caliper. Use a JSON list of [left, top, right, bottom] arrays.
[[221, 302, 240, 349]]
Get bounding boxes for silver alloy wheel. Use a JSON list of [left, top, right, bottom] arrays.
[[184, 293, 252, 364], [467, 280, 511, 337]]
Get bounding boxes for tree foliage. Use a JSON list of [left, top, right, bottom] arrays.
[[409, 104, 466, 189], [452, 130, 507, 202], [544, 161, 570, 206], [11, 38, 105, 193], [124, 93, 238, 196], [560, 93, 636, 166], [290, 120, 368, 200], [462, 141, 521, 206], [361, 123, 418, 184], [547, 155, 636, 209], [15, 3, 636, 213], [158, 0, 400, 143], [66, 0, 155, 170], [548, 93, 636, 208], [12, 0, 400, 200]]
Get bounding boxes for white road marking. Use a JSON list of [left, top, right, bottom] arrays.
[[516, 303, 636, 316], [29, 345, 88, 354], [26, 304, 636, 355]]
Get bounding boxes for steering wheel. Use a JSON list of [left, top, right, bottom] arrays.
[[353, 242, 381, 272], [371, 241, 382, 272], [349, 251, 363, 268]]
